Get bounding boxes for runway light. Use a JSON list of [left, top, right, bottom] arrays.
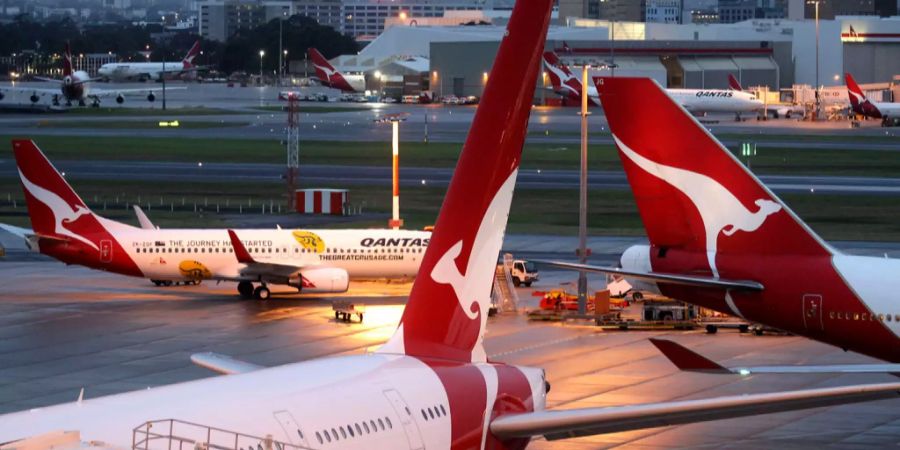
[[738, 368, 751, 376], [198, 162, 203, 167], [421, 179, 426, 185], [158, 120, 180, 127]]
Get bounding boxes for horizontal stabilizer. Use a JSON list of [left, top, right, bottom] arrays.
[[490, 382, 900, 440], [532, 260, 764, 291], [652, 339, 900, 375], [190, 352, 263, 375], [132, 205, 156, 230]]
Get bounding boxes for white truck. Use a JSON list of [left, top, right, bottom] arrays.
[[510, 259, 539, 287]]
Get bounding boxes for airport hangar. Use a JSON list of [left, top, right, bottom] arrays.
[[329, 15, 900, 100]]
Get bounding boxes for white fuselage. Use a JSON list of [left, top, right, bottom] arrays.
[[116, 226, 430, 282], [98, 62, 186, 81], [0, 353, 546, 449], [872, 101, 900, 118], [585, 85, 762, 113]]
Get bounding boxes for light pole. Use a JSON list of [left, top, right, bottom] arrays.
[[577, 64, 591, 316], [259, 50, 265, 85], [808, 0, 821, 120], [279, 12, 285, 84], [283, 50, 288, 81]]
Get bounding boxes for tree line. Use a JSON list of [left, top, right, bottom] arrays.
[[0, 14, 359, 75]]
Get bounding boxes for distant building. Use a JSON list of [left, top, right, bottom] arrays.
[[294, 0, 342, 31], [588, 0, 646, 21], [198, 0, 293, 42], [646, 0, 683, 23], [341, 0, 485, 41], [804, 0, 897, 19]]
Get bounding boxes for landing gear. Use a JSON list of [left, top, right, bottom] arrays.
[[254, 285, 271, 300], [91, 99, 100, 108], [238, 281, 254, 299], [78, 99, 86, 107]]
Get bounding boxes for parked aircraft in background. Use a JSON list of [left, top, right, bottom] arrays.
[[541, 76, 900, 366], [11, 141, 430, 299], [0, 43, 172, 107], [542, 51, 763, 117], [3, 4, 899, 448], [846, 72, 900, 125], [98, 41, 202, 82], [308, 47, 365, 93]]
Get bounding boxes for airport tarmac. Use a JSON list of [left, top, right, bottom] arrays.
[[1, 159, 897, 196], [2, 82, 900, 149], [0, 257, 898, 449]]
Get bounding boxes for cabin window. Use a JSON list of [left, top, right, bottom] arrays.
[[377, 418, 385, 430], [339, 427, 346, 439], [331, 428, 338, 441], [347, 425, 354, 437], [385, 417, 392, 429], [355, 423, 362, 435], [323, 431, 331, 443], [428, 408, 435, 419], [421, 410, 428, 420], [363, 422, 371, 433]]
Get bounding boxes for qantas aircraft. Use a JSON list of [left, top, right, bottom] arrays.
[[308, 47, 365, 93], [0, 43, 172, 107], [845, 72, 900, 125], [541, 76, 900, 366], [11, 141, 430, 299], [542, 51, 763, 116], [97, 40, 202, 82], [2, 3, 898, 447]]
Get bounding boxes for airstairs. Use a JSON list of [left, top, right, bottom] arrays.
[[132, 419, 315, 450], [491, 253, 519, 313]]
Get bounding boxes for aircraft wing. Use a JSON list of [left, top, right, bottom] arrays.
[[190, 352, 263, 375], [533, 259, 764, 291], [226, 229, 302, 279], [491, 382, 900, 440], [651, 339, 900, 375], [0, 223, 33, 240], [0, 86, 60, 96]]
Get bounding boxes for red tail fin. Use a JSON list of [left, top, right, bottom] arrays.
[[845, 72, 865, 108], [182, 40, 201, 68], [307, 48, 356, 92], [63, 42, 73, 76], [12, 140, 98, 247], [379, 0, 553, 363], [595, 77, 830, 279], [542, 51, 581, 100], [728, 73, 742, 91]]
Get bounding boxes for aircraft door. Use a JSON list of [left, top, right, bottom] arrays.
[[273, 410, 309, 448], [100, 239, 113, 263], [802, 294, 824, 332], [382, 389, 425, 450]]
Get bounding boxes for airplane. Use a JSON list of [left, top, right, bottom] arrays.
[[538, 75, 900, 366], [727, 73, 743, 91], [0, 43, 173, 107], [845, 72, 900, 125], [308, 47, 365, 93], [541, 51, 763, 117], [2, 2, 899, 447], [98, 41, 203, 82], [11, 141, 430, 299], [728, 73, 803, 119]]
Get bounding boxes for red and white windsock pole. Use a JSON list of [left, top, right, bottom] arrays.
[[391, 119, 401, 229], [377, 113, 409, 230]]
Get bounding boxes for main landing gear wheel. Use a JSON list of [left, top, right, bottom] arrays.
[[254, 285, 271, 300], [238, 281, 254, 299]]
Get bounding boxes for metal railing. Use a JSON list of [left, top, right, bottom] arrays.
[[133, 419, 316, 450]]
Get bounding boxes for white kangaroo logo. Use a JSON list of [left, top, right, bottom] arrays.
[[314, 63, 337, 83], [614, 135, 781, 277], [19, 169, 98, 251], [430, 171, 517, 362]]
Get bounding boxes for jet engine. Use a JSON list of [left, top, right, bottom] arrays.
[[116, 95, 125, 104], [147, 93, 155, 102], [0, 91, 5, 101], [289, 267, 349, 293]]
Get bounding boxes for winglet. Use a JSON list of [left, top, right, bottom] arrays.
[[132, 205, 156, 230], [649, 339, 729, 373], [227, 229, 254, 263]]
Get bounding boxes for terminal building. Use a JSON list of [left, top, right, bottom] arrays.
[[327, 13, 900, 100]]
